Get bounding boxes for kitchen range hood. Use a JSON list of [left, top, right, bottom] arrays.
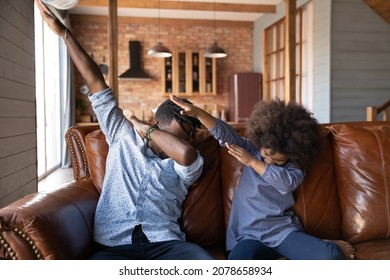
[[119, 41, 152, 80]]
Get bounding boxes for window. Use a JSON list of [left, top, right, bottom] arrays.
[[263, 17, 286, 101], [34, 5, 62, 180], [262, 2, 313, 110]]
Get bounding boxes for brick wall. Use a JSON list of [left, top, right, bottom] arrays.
[[70, 15, 253, 122]]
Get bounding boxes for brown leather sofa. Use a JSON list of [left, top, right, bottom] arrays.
[[1, 121, 389, 260]]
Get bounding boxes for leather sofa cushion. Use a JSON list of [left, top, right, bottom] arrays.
[[220, 125, 245, 231], [182, 129, 225, 249], [353, 239, 390, 260], [220, 147, 243, 231], [293, 128, 341, 240], [0, 181, 99, 259], [330, 122, 390, 243], [85, 129, 108, 192]]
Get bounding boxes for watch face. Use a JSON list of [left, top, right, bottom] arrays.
[[80, 83, 89, 95]]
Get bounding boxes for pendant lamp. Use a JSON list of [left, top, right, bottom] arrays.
[[148, 0, 172, 58], [204, 0, 227, 58]]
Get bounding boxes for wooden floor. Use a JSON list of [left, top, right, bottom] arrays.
[[38, 167, 74, 191]]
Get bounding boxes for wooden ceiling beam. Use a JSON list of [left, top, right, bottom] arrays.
[[363, 0, 390, 24], [70, 14, 253, 28], [77, 0, 276, 13]]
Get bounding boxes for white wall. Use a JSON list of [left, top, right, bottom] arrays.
[[312, 0, 332, 123], [0, 0, 37, 207]]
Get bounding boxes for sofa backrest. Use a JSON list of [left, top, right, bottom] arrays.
[[328, 122, 390, 243], [292, 128, 341, 240], [181, 129, 225, 249], [84, 129, 108, 191]]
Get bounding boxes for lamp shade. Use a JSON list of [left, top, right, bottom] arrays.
[[148, 42, 172, 58], [42, 0, 79, 10], [204, 42, 227, 58]]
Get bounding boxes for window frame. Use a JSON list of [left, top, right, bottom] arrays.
[[262, 4, 313, 111]]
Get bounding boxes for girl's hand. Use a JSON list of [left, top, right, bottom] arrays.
[[170, 94, 216, 129], [225, 143, 255, 166], [226, 143, 267, 175], [169, 94, 199, 117]]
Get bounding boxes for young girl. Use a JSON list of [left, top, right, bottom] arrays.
[[170, 95, 355, 260]]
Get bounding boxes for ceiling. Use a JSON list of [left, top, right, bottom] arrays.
[[70, 0, 285, 22], [69, 0, 390, 25]]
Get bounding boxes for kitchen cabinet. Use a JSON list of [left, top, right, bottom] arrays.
[[161, 50, 216, 96], [229, 72, 262, 123]]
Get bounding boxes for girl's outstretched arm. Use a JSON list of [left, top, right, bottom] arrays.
[[169, 94, 216, 129]]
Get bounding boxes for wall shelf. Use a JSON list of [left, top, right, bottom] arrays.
[[161, 49, 216, 96]]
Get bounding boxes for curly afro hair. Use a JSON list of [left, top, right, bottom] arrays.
[[247, 99, 321, 169]]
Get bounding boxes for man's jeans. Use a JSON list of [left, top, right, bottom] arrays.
[[89, 224, 214, 260]]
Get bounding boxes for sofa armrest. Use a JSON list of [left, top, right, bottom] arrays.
[[0, 179, 99, 260], [65, 125, 100, 180]]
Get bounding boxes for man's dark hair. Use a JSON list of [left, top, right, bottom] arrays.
[[247, 99, 321, 169], [155, 98, 202, 138]]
